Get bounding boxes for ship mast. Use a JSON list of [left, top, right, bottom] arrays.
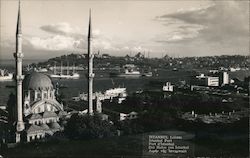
[[66, 54, 69, 75], [73, 62, 75, 74], [60, 61, 63, 75], [54, 61, 57, 74], [67, 61, 69, 75]]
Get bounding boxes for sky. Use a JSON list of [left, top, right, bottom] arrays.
[[0, 0, 249, 59]]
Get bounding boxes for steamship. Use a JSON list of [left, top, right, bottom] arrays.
[[0, 69, 13, 81], [50, 62, 80, 79], [110, 64, 142, 78]]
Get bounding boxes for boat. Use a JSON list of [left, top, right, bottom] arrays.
[[0, 69, 13, 81], [142, 70, 153, 77], [118, 69, 141, 78], [50, 73, 80, 79], [110, 64, 141, 78], [50, 62, 80, 79], [35, 67, 48, 72], [142, 72, 152, 77], [105, 87, 127, 97], [72, 87, 127, 103], [172, 68, 178, 71], [142, 67, 153, 77]]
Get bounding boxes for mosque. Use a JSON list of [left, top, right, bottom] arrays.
[[10, 1, 100, 143], [22, 72, 65, 142], [10, 1, 65, 143]]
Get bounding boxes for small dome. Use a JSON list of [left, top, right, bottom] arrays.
[[42, 111, 57, 118], [49, 122, 61, 129], [40, 123, 50, 130], [28, 113, 42, 120], [26, 124, 43, 133], [23, 72, 53, 90]]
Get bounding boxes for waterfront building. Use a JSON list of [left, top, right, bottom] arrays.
[[192, 74, 219, 87], [209, 71, 229, 86], [206, 77, 219, 87], [162, 82, 174, 92], [219, 72, 229, 86]]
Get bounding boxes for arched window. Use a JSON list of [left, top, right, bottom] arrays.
[[37, 92, 41, 100], [30, 91, 35, 102], [44, 92, 47, 99], [25, 91, 28, 97], [47, 104, 51, 111]]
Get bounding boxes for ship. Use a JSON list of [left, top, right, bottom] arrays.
[[118, 69, 141, 77], [0, 69, 13, 81], [105, 87, 127, 98], [50, 73, 80, 79], [110, 64, 141, 78], [72, 87, 127, 103], [142, 67, 153, 77], [50, 62, 80, 79], [172, 68, 178, 71], [142, 71, 153, 77], [105, 87, 127, 104], [34, 67, 48, 72]]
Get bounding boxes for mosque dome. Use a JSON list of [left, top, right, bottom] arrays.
[[23, 72, 53, 90]]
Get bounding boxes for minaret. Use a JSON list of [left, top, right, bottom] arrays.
[[13, 0, 24, 142], [87, 9, 94, 115]]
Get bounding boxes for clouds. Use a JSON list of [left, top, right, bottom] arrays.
[[1, 1, 248, 59], [40, 23, 81, 36], [159, 3, 215, 25], [156, 1, 249, 44], [154, 1, 249, 56], [28, 24, 116, 53], [155, 23, 204, 42], [27, 23, 89, 51], [27, 22, 149, 55], [29, 35, 81, 51], [154, 4, 211, 43], [27, 22, 128, 54]]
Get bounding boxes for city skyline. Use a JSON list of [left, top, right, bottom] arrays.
[[0, 0, 249, 59]]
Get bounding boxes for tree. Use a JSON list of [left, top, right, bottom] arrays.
[[116, 119, 144, 135], [65, 114, 116, 140]]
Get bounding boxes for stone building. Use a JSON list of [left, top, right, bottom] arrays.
[[22, 72, 64, 142], [11, 0, 65, 143]]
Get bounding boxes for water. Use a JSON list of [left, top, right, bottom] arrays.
[[38, 69, 192, 99], [0, 59, 46, 66], [1, 60, 249, 106], [0, 68, 192, 106]]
